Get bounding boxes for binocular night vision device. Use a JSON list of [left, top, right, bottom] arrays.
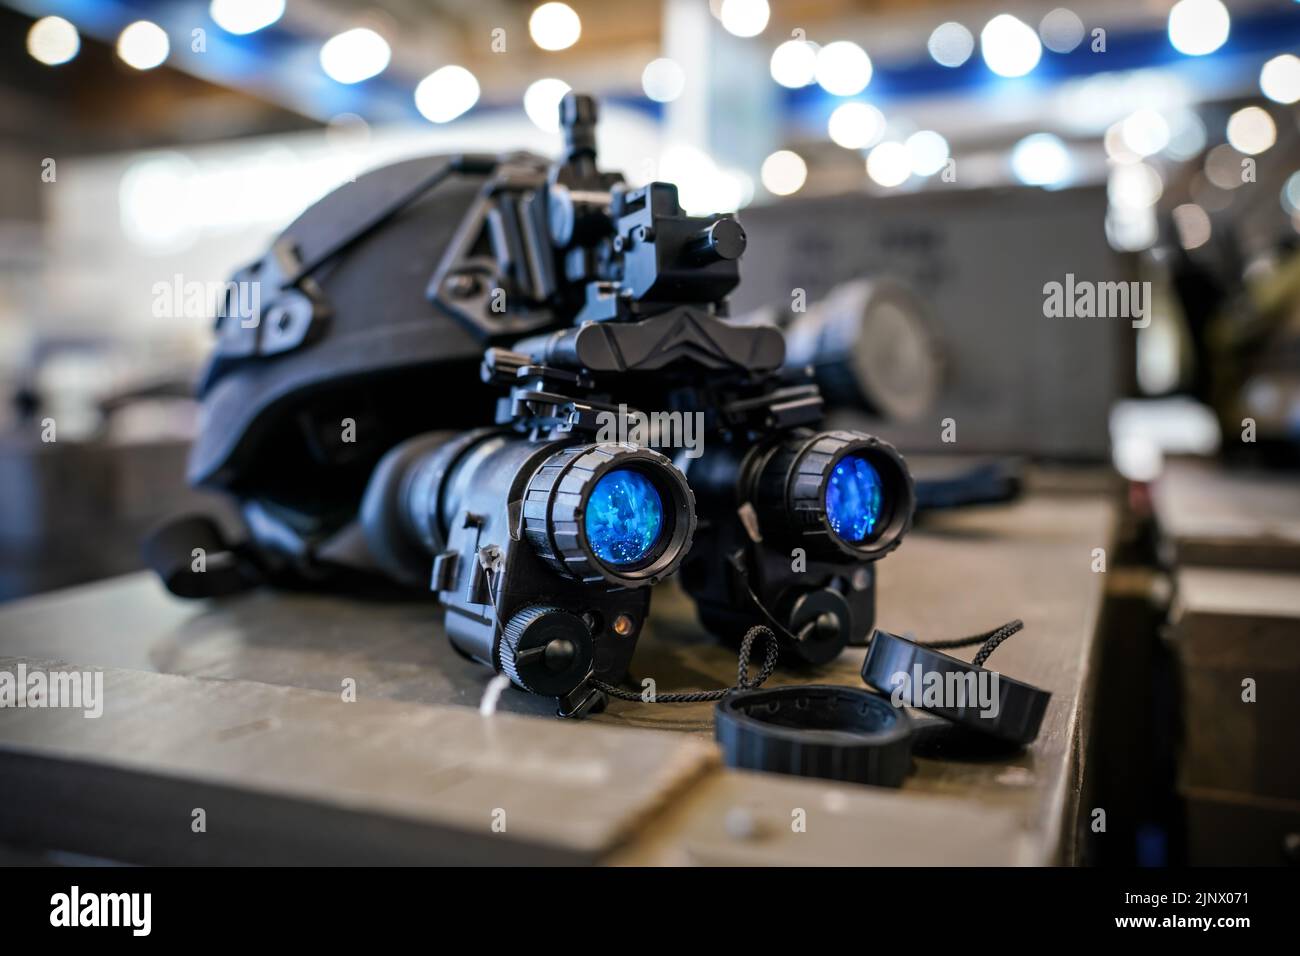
[[181, 94, 915, 717]]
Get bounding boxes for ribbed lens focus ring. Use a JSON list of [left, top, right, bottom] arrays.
[[755, 429, 914, 561], [522, 443, 697, 588]]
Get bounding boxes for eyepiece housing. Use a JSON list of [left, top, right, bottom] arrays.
[[522, 443, 697, 588], [753, 429, 914, 562]]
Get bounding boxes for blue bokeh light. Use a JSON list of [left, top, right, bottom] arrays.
[[584, 469, 665, 566], [825, 454, 884, 542]]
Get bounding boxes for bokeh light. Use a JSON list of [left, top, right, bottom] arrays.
[[320, 28, 390, 84], [928, 22, 974, 68], [981, 14, 1042, 78], [770, 40, 817, 88], [1260, 54, 1300, 104], [816, 41, 873, 96], [524, 78, 570, 132], [27, 16, 79, 66], [1226, 106, 1276, 156], [828, 102, 886, 150], [867, 142, 912, 188], [414, 66, 480, 123], [1011, 133, 1071, 186], [761, 150, 808, 196], [530, 2, 581, 51], [210, 0, 285, 35], [642, 58, 686, 103], [1167, 0, 1229, 57], [719, 0, 770, 38]]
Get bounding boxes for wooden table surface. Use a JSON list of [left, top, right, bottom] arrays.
[[0, 473, 1114, 865]]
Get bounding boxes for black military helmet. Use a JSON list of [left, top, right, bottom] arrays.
[[189, 153, 510, 523], [152, 98, 623, 594]]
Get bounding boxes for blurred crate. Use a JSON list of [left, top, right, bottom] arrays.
[[1154, 458, 1300, 572], [1182, 786, 1300, 866], [1169, 567, 1300, 803]]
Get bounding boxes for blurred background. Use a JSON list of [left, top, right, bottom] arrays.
[[1, 0, 1298, 598]]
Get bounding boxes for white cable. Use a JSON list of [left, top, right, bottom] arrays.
[[479, 674, 512, 716]]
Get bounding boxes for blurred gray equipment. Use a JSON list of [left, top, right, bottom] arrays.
[[745, 277, 944, 423], [2, 348, 227, 600], [1210, 247, 1300, 463], [0, 436, 205, 601], [740, 279, 1021, 514], [730, 186, 1132, 459]]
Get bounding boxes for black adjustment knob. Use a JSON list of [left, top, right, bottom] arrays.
[[783, 587, 852, 665], [499, 605, 593, 698], [689, 218, 747, 264]]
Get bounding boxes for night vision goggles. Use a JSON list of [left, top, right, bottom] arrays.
[[152, 94, 915, 717]]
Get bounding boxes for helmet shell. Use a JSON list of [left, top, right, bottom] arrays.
[[189, 155, 499, 515]]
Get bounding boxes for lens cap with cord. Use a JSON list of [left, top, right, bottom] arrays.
[[714, 684, 913, 787], [709, 618, 1041, 786], [860, 626, 1051, 746]]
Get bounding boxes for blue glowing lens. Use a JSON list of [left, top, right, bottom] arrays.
[[824, 454, 884, 543], [584, 469, 665, 567]]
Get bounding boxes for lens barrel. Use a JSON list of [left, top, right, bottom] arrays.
[[781, 278, 943, 423], [360, 428, 498, 588], [523, 443, 697, 588], [753, 429, 914, 561]]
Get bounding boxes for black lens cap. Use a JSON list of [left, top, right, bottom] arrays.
[[861, 630, 1050, 746], [715, 684, 912, 787]]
